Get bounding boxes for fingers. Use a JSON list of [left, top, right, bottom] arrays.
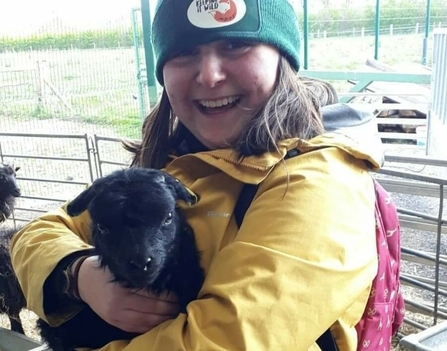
[[111, 310, 176, 333], [134, 289, 178, 303], [118, 293, 179, 316]]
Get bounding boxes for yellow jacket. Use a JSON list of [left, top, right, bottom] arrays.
[[11, 131, 382, 351]]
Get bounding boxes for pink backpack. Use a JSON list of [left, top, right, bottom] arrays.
[[354, 179, 405, 350]]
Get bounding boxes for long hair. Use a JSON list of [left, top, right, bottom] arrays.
[[298, 76, 339, 107], [123, 57, 326, 168]]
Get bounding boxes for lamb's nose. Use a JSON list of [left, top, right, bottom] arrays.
[[129, 257, 152, 271], [12, 188, 21, 197]]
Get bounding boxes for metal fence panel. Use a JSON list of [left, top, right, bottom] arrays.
[[0, 132, 95, 224]]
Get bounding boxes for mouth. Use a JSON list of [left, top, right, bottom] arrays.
[[114, 270, 157, 289], [196, 95, 241, 114]]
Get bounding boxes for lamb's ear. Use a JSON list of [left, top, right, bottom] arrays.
[[67, 187, 96, 216], [67, 178, 105, 216], [165, 175, 197, 206]]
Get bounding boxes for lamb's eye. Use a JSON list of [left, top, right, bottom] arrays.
[[163, 212, 173, 226], [97, 224, 108, 234]]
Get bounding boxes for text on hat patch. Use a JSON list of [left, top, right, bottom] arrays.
[[187, 0, 247, 28]]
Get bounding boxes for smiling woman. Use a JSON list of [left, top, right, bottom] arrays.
[[11, 0, 391, 350]]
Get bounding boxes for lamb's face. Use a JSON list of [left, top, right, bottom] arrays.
[[0, 164, 21, 221], [92, 197, 181, 288], [84, 168, 195, 289], [0, 164, 21, 199]]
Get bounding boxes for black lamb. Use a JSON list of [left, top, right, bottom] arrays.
[[37, 167, 205, 351], [0, 163, 21, 223], [0, 163, 26, 335]]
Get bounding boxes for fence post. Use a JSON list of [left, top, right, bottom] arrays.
[[374, 0, 380, 60], [36, 60, 47, 110], [303, 0, 309, 70], [422, 0, 431, 66], [428, 29, 447, 166], [140, 0, 159, 107]]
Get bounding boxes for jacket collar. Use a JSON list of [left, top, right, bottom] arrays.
[[168, 133, 383, 185]]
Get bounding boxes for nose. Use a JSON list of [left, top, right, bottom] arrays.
[[12, 187, 21, 197], [129, 257, 152, 271], [196, 52, 226, 88]]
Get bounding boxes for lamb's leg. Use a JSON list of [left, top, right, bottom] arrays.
[[0, 203, 11, 221], [9, 315, 25, 334], [37, 318, 77, 351]]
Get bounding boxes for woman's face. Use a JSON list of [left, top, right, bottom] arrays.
[[163, 40, 280, 150]]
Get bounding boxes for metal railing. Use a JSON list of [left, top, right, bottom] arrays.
[[1, 133, 447, 333]]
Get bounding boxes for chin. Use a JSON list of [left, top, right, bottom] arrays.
[[200, 136, 234, 150]]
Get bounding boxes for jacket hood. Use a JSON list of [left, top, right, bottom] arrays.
[[320, 103, 384, 167]]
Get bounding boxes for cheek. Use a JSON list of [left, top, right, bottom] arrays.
[[163, 67, 188, 114], [241, 54, 279, 97]]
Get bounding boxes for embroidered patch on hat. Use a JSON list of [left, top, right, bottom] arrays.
[[187, 0, 247, 28]]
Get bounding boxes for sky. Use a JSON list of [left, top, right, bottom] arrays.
[[0, 0, 151, 36]]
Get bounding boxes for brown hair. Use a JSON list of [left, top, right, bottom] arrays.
[[298, 76, 339, 107], [124, 57, 325, 168]]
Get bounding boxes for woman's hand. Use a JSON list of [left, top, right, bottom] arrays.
[[77, 255, 179, 333]]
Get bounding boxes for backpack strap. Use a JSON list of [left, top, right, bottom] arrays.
[[233, 148, 339, 351], [234, 183, 258, 227]]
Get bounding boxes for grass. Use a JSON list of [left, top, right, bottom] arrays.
[[307, 32, 434, 70], [0, 32, 436, 139], [0, 47, 146, 138]]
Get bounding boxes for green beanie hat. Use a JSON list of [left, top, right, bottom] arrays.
[[152, 0, 301, 85]]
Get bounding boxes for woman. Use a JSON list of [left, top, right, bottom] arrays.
[[11, 0, 384, 350]]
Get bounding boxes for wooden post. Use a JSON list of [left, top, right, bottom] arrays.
[[36, 60, 47, 110]]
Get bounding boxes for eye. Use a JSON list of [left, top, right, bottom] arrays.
[[224, 40, 251, 51], [169, 47, 198, 62], [163, 212, 173, 226], [97, 224, 108, 234]]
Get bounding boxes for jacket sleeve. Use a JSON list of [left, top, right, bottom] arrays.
[[11, 148, 378, 351], [11, 202, 94, 324]]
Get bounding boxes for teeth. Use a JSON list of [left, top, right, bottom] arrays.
[[199, 95, 239, 108]]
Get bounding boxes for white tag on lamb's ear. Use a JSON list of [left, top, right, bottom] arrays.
[[178, 187, 198, 206]]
